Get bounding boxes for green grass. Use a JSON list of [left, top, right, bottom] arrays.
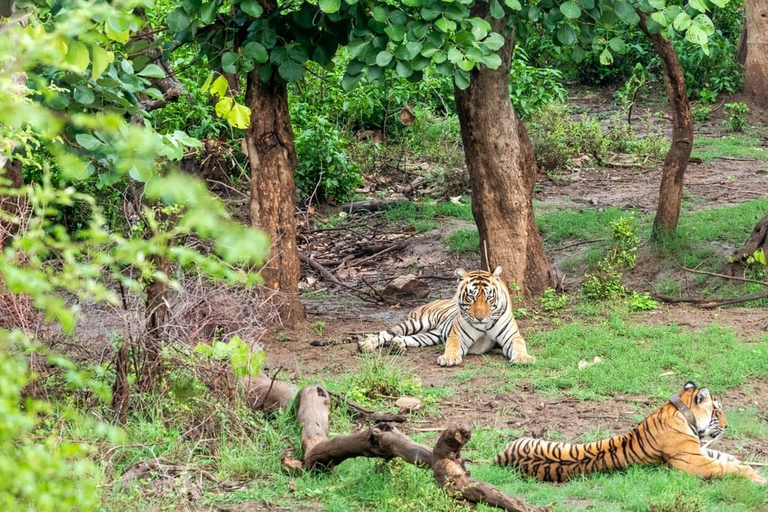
[[382, 200, 473, 231], [445, 228, 479, 253], [537, 207, 638, 245], [691, 136, 768, 163], [479, 315, 768, 400]]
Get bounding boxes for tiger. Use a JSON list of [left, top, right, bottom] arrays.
[[494, 381, 766, 484], [357, 266, 534, 367]]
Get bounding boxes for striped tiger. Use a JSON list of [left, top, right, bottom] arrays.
[[494, 382, 766, 484], [357, 266, 534, 367]]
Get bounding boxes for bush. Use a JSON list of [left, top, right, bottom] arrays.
[[509, 48, 567, 118], [292, 110, 362, 203], [723, 102, 750, 133]]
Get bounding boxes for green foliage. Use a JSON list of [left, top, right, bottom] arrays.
[[723, 102, 750, 133], [540, 288, 568, 312], [582, 215, 639, 301], [292, 112, 361, 203], [446, 228, 480, 253], [193, 336, 266, 377], [509, 48, 567, 118], [692, 105, 711, 121], [311, 321, 326, 336], [628, 291, 659, 311]]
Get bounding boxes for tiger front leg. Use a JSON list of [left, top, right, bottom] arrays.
[[667, 451, 767, 484], [437, 327, 463, 367], [500, 332, 535, 364]]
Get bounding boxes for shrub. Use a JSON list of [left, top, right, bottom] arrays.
[[723, 102, 750, 133], [292, 111, 362, 203]]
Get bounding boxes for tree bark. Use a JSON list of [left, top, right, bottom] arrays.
[[453, 14, 551, 298], [243, 69, 305, 326], [638, 11, 693, 240], [744, 0, 768, 107]]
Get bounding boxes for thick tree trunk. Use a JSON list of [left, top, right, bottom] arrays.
[[244, 70, 305, 326], [638, 11, 693, 240], [744, 0, 768, 107], [453, 14, 551, 298]]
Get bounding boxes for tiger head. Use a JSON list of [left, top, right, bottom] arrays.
[[454, 266, 507, 325], [680, 381, 728, 443]]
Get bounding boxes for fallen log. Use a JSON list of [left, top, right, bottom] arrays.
[[241, 372, 295, 414], [282, 384, 546, 512], [652, 290, 768, 308], [723, 214, 768, 276]]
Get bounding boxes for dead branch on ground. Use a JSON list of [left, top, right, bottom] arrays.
[[723, 214, 768, 276], [281, 384, 547, 512], [652, 290, 768, 308]]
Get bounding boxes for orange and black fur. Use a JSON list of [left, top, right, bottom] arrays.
[[358, 266, 534, 367], [495, 382, 766, 484]]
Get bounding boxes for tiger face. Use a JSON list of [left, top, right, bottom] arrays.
[[683, 381, 728, 443], [454, 266, 506, 325]]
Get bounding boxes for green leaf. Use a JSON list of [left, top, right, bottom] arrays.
[[435, 17, 456, 32], [560, 1, 581, 19], [242, 41, 268, 63], [754, 249, 767, 265], [319, 0, 341, 13], [651, 11, 668, 27], [221, 52, 238, 73], [182, 0, 201, 14], [685, 23, 707, 46], [215, 97, 234, 118], [56, 152, 92, 180], [201, 1, 219, 24], [341, 71, 362, 92], [65, 41, 90, 72], [571, 45, 585, 62], [76, 133, 103, 151], [73, 85, 95, 105], [692, 14, 715, 36], [210, 75, 229, 98], [673, 12, 692, 31], [484, 32, 505, 51], [375, 50, 393, 67], [91, 45, 113, 80], [505, 0, 521, 10], [240, 0, 264, 17], [557, 25, 576, 46], [167, 7, 192, 33], [599, 47, 613, 65], [490, 0, 504, 19], [277, 59, 304, 81], [688, 0, 708, 13], [227, 103, 251, 129], [581, 0, 595, 9], [105, 24, 130, 43], [395, 59, 413, 78], [482, 53, 502, 69], [193, 343, 213, 357], [137, 64, 166, 78], [709, 0, 727, 6], [454, 68, 470, 90], [614, 1, 640, 25], [648, 0, 665, 8], [608, 37, 627, 54]]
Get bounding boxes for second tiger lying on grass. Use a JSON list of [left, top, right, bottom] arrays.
[[495, 381, 766, 484], [358, 266, 534, 367]]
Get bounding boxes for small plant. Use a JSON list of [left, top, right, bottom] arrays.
[[608, 215, 639, 269], [746, 248, 767, 266], [540, 288, 567, 312], [311, 321, 326, 336], [723, 102, 750, 133], [692, 105, 711, 122], [582, 215, 638, 301], [628, 291, 659, 311], [698, 88, 718, 104], [582, 262, 626, 301], [193, 336, 266, 377]]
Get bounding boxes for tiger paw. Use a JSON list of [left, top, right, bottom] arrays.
[[512, 353, 536, 364], [357, 334, 380, 353], [743, 466, 767, 485], [437, 353, 463, 367]]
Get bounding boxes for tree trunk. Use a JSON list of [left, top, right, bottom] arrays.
[[638, 11, 693, 240], [744, 0, 768, 107], [453, 15, 551, 298], [243, 70, 305, 326], [0, 158, 25, 248]]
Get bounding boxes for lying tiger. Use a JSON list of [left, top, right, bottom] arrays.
[[357, 266, 534, 367], [495, 381, 766, 484]]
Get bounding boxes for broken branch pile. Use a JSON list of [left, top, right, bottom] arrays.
[[281, 384, 547, 512]]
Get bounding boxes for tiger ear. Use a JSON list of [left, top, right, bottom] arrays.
[[683, 381, 697, 391], [696, 388, 710, 404], [492, 265, 503, 278], [454, 268, 467, 279]]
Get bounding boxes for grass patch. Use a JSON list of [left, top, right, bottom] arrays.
[[691, 136, 768, 163], [445, 228, 479, 253], [382, 200, 472, 232], [536, 207, 636, 245], [478, 317, 768, 400]]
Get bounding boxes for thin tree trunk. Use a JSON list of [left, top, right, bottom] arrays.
[[0, 159, 25, 248], [744, 0, 768, 107], [638, 11, 693, 240], [243, 70, 305, 326], [454, 14, 551, 298]]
